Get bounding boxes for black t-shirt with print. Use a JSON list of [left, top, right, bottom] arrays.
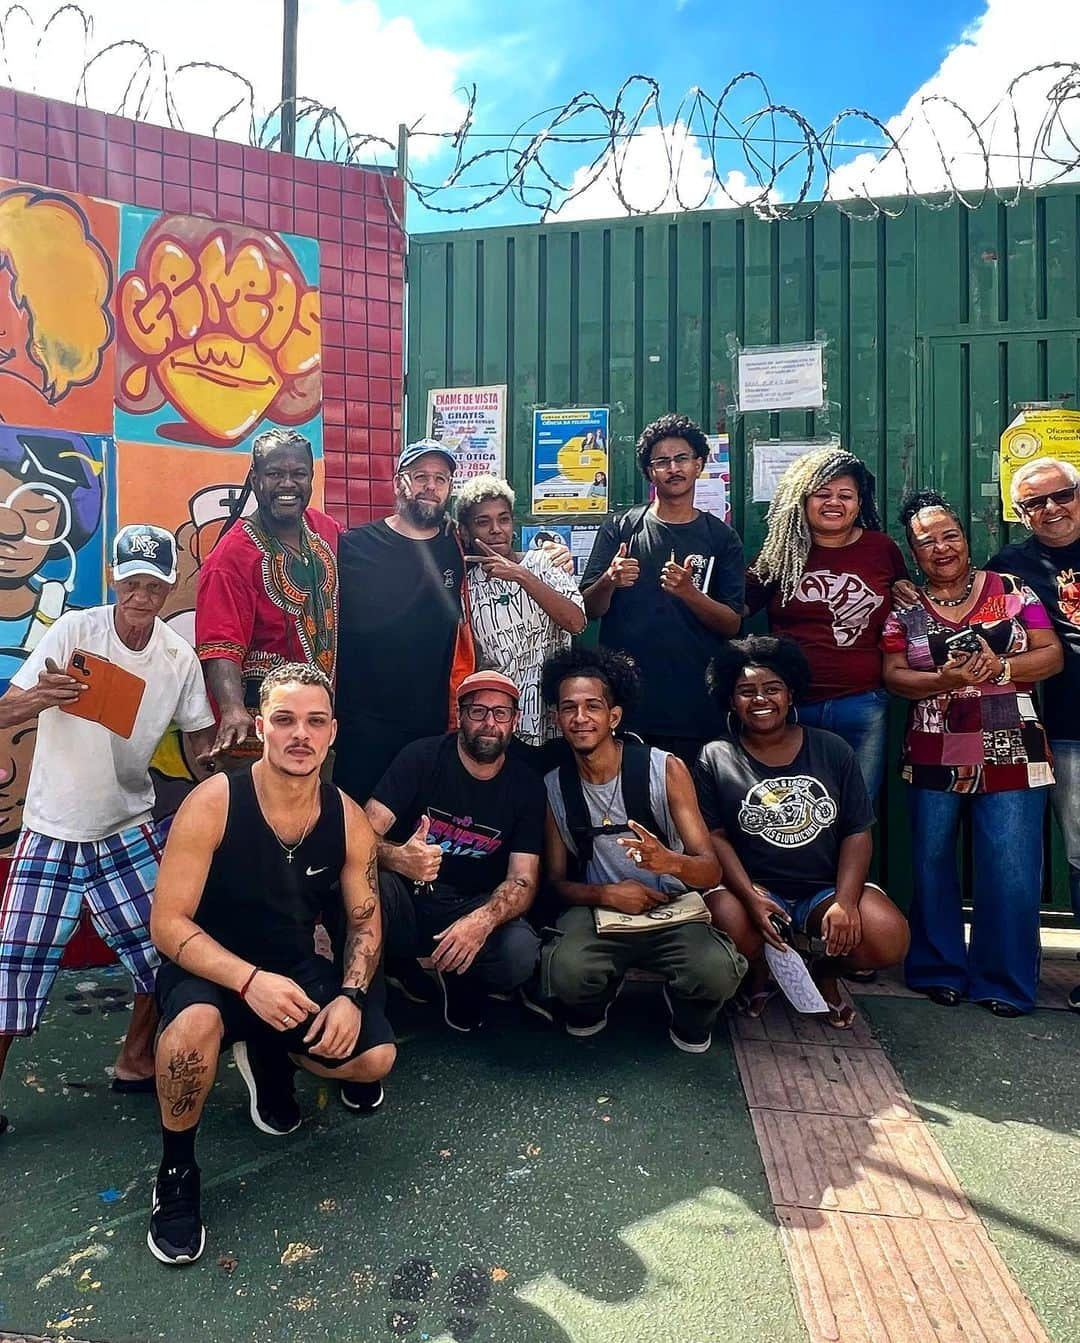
[[372, 733, 545, 896], [693, 726, 875, 903], [581, 509, 745, 738], [336, 520, 464, 740], [986, 535, 1080, 740]]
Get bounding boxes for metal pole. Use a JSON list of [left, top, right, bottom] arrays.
[[396, 123, 409, 443], [281, 0, 299, 155]]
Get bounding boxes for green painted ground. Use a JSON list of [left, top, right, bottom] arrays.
[[860, 995, 1080, 1343], [1, 968, 805, 1343]]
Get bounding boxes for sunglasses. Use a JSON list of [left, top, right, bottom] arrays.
[[1016, 484, 1079, 516]]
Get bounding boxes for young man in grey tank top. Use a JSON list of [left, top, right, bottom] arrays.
[[538, 646, 745, 1050]]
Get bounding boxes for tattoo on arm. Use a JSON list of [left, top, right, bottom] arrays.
[[365, 847, 378, 894], [485, 874, 534, 927], [158, 1048, 209, 1122], [343, 896, 379, 992]]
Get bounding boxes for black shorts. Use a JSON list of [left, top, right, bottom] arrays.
[[155, 956, 395, 1070]]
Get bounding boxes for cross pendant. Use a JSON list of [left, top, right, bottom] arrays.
[[286, 852, 293, 863]]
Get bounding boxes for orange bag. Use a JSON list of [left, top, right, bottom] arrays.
[[447, 524, 477, 729]]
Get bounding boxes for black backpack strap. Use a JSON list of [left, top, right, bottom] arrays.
[[619, 740, 665, 844], [556, 741, 669, 881], [617, 505, 651, 549]]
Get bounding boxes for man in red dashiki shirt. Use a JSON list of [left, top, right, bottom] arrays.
[[195, 429, 340, 756]]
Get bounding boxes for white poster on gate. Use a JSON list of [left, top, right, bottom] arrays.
[[426, 385, 506, 483], [737, 343, 824, 413]]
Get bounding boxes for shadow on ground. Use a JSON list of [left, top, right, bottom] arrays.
[[0, 969, 805, 1343]]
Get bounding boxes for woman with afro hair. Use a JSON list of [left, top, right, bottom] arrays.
[[693, 634, 909, 1027]]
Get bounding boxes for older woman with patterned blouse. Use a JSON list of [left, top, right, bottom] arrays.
[[882, 490, 1063, 1016]]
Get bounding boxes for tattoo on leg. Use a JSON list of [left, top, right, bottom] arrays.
[[159, 1048, 208, 1121]]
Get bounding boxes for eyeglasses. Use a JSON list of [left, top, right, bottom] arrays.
[[405, 470, 452, 488], [461, 704, 515, 724], [1016, 484, 1078, 516], [649, 452, 695, 473]]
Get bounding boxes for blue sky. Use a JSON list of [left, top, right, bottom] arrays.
[[8, 0, 1078, 229]]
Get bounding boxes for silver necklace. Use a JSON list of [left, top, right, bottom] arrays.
[[926, 568, 976, 608], [262, 787, 319, 863]]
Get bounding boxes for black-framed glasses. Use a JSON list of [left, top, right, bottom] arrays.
[[649, 451, 695, 472], [1016, 484, 1078, 516], [461, 704, 515, 724]]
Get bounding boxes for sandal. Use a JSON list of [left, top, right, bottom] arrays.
[[742, 985, 779, 1019], [823, 998, 855, 1030]]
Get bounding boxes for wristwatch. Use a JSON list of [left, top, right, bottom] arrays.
[[341, 987, 367, 1008]]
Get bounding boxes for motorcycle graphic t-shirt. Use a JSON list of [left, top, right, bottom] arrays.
[[371, 732, 545, 896], [693, 726, 875, 902]]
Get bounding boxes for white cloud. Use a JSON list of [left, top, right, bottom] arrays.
[[826, 0, 1080, 202], [545, 121, 781, 222], [0, 0, 467, 161]]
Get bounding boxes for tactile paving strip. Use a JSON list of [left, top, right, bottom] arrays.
[[731, 995, 1053, 1343]]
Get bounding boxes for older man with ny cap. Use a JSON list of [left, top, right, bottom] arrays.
[[0, 524, 216, 1138], [363, 670, 545, 1033]]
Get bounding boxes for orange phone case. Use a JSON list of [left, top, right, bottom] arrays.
[[60, 649, 146, 739]]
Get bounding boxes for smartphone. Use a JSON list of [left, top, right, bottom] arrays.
[[944, 628, 982, 659]]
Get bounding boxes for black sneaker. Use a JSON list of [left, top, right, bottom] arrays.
[[1069, 984, 1080, 1015], [147, 1163, 205, 1265], [662, 985, 712, 1054], [435, 969, 485, 1033], [518, 978, 556, 1023], [564, 981, 622, 1038], [232, 1038, 301, 1135], [0, 1112, 8, 1138], [386, 960, 437, 1005], [340, 1080, 385, 1113]]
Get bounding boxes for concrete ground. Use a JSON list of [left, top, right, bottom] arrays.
[[0, 969, 805, 1343], [2, 958, 1078, 1343]]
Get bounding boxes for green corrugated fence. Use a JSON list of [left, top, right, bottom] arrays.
[[407, 187, 1080, 914]]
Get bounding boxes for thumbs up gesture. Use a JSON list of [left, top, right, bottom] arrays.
[[398, 814, 443, 883], [660, 550, 695, 599], [606, 542, 640, 589]]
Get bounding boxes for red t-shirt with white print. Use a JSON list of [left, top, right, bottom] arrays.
[[746, 530, 909, 702]]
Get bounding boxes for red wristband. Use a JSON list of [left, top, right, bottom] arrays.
[[239, 967, 259, 1000]]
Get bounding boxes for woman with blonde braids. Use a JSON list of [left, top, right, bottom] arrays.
[[745, 447, 908, 798]]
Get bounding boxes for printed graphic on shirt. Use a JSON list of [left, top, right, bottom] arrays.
[[738, 776, 838, 847], [427, 807, 503, 859], [795, 570, 884, 647], [683, 553, 713, 591], [1056, 567, 1080, 625]]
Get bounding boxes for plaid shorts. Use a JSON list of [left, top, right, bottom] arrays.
[[0, 820, 168, 1035]]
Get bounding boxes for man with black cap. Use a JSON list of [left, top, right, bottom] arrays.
[[363, 670, 544, 1032], [0, 524, 216, 1138], [334, 439, 471, 806]]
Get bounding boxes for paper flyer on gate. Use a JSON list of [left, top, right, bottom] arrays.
[[531, 408, 609, 514], [522, 524, 600, 578], [426, 385, 506, 482]]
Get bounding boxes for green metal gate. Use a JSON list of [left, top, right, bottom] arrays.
[[407, 187, 1080, 913]]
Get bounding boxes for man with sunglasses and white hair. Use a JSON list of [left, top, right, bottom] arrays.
[[0, 524, 216, 1138], [363, 671, 544, 1032], [988, 457, 1080, 1011]]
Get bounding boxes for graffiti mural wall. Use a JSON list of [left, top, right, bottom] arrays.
[[0, 172, 325, 850]]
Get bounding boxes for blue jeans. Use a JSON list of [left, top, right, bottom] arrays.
[[799, 689, 889, 799], [1049, 739, 1080, 924], [906, 785, 1047, 1012]]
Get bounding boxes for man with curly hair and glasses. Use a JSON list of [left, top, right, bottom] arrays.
[[580, 414, 744, 767]]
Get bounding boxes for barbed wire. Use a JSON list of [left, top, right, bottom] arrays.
[[2, 3, 1079, 223]]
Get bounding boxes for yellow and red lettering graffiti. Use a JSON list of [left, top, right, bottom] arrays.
[[116, 217, 320, 447]]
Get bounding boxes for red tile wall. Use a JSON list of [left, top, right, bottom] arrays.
[[0, 88, 405, 526]]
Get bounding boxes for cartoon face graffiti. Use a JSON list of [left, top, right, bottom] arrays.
[[0, 429, 103, 677], [0, 186, 113, 409], [116, 217, 321, 446]]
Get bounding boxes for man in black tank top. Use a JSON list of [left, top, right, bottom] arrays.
[[145, 664, 394, 1266]]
